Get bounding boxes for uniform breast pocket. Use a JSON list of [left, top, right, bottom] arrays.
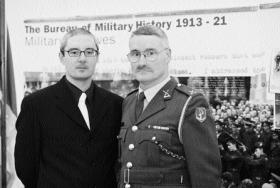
[[135, 129, 172, 167]]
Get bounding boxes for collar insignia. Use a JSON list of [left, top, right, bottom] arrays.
[[162, 89, 171, 99]]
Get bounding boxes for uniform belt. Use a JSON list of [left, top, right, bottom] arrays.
[[123, 169, 190, 185]]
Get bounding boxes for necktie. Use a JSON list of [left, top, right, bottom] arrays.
[[135, 92, 145, 121], [78, 93, 90, 129]]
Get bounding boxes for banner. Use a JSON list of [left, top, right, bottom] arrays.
[[4, 2, 280, 109], [20, 6, 270, 79]]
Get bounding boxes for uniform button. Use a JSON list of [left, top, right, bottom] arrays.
[[128, 144, 135, 150], [125, 184, 131, 188], [152, 136, 156, 141], [132, 125, 138, 132], [126, 162, 133, 168]]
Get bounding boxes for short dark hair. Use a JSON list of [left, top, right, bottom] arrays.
[[130, 25, 169, 48], [221, 171, 234, 182], [60, 28, 99, 54]]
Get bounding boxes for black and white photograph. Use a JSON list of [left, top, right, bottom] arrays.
[[1, 1, 280, 188], [269, 51, 280, 93]]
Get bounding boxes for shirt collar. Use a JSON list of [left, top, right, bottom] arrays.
[[65, 78, 94, 104], [139, 76, 171, 103]]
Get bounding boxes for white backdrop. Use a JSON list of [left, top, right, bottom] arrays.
[[5, 0, 280, 112]]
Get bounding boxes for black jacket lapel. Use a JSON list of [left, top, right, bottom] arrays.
[[90, 85, 108, 133], [54, 77, 89, 130]]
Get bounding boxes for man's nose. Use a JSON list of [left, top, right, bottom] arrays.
[[137, 54, 146, 65], [78, 52, 87, 61]]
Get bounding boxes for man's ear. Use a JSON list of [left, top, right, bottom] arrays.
[[59, 52, 64, 64], [165, 48, 171, 62], [167, 48, 171, 57]]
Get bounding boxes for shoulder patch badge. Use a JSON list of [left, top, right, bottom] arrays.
[[195, 107, 207, 123]]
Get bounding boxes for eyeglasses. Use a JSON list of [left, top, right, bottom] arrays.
[[127, 48, 169, 63], [63, 48, 99, 57]]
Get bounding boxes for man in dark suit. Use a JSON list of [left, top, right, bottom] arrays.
[[118, 25, 221, 188], [14, 28, 123, 188]]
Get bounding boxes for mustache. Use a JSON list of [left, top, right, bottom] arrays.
[[135, 65, 151, 71], [76, 66, 88, 69]]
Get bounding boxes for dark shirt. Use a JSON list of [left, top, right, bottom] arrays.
[[65, 78, 94, 130]]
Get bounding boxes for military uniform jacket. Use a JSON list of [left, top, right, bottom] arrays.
[[118, 79, 221, 188]]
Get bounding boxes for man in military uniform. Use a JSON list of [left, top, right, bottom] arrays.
[[258, 121, 272, 155], [223, 139, 245, 185], [240, 119, 258, 155], [246, 142, 268, 188], [118, 25, 221, 188]]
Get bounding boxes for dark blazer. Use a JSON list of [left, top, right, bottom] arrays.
[[118, 79, 221, 188], [15, 77, 123, 188]]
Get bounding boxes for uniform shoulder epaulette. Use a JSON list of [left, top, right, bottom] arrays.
[[175, 83, 201, 96], [126, 88, 138, 97]]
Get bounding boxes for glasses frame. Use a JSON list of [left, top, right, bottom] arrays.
[[127, 48, 169, 63], [62, 49, 99, 57]]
